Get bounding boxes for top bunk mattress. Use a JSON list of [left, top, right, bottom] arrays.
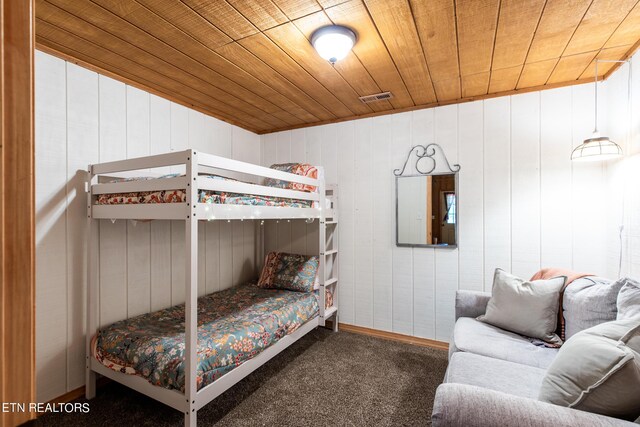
[[92, 284, 322, 392], [96, 174, 315, 208]]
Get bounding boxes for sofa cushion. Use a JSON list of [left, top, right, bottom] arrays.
[[539, 318, 640, 421], [453, 317, 559, 369], [445, 352, 546, 399], [478, 269, 566, 346], [563, 277, 623, 340], [432, 384, 639, 427], [617, 277, 640, 320]]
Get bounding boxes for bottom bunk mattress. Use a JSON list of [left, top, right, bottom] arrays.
[[93, 284, 327, 392]]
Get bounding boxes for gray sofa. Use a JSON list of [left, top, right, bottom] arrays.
[[431, 287, 638, 427]]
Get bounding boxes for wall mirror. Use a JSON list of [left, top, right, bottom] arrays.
[[395, 144, 460, 248]]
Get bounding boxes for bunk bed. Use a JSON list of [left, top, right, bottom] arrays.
[[85, 149, 338, 427]]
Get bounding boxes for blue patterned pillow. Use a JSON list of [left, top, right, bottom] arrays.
[[258, 252, 318, 292]]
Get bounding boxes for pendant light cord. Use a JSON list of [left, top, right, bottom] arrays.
[[595, 60, 599, 134], [619, 60, 632, 278]]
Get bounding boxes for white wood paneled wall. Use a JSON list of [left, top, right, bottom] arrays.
[[261, 83, 610, 343], [604, 52, 640, 281], [36, 45, 640, 404], [35, 51, 261, 402]]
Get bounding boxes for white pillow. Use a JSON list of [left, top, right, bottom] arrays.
[[539, 318, 640, 421], [478, 268, 566, 345]]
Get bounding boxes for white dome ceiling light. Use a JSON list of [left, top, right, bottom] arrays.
[[311, 25, 357, 64]]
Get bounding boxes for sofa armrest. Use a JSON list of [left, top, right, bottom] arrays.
[[432, 383, 635, 427], [455, 290, 491, 321]]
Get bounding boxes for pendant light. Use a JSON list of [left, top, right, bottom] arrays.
[[571, 59, 623, 162], [311, 25, 357, 64]]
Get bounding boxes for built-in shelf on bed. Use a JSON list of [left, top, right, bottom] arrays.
[[85, 149, 338, 427]]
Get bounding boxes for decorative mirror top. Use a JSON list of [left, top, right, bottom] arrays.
[[393, 143, 461, 176]]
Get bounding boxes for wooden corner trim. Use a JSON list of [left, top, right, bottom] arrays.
[[338, 323, 449, 351]]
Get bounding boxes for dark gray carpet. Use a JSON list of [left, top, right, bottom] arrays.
[[30, 329, 448, 426]]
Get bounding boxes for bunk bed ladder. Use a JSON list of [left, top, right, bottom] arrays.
[[319, 184, 339, 331]]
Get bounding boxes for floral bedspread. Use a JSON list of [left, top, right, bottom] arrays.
[[94, 284, 322, 392], [264, 163, 318, 192], [96, 174, 312, 208]]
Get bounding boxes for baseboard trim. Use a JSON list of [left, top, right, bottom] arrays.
[[338, 323, 449, 351], [38, 378, 110, 417], [48, 387, 85, 405]]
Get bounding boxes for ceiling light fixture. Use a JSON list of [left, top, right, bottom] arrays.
[[311, 25, 357, 64], [571, 59, 625, 162]]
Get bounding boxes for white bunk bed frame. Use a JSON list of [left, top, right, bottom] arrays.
[[85, 149, 338, 427]]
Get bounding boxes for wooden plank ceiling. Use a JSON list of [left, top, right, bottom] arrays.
[[35, 0, 640, 134]]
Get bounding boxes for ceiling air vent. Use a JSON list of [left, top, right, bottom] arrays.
[[359, 91, 393, 103]]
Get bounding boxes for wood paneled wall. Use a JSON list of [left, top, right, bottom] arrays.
[[34, 44, 640, 406], [262, 82, 610, 342], [35, 51, 261, 403], [1, 1, 36, 425], [604, 52, 640, 281]]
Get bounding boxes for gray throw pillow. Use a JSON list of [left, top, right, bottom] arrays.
[[478, 268, 566, 345], [563, 277, 623, 340], [617, 277, 640, 320], [539, 318, 640, 421]]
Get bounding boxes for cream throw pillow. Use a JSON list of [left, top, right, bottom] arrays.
[[539, 318, 640, 420], [478, 268, 566, 345]]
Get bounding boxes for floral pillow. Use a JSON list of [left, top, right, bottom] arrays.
[[264, 163, 318, 192], [257, 252, 319, 292]]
